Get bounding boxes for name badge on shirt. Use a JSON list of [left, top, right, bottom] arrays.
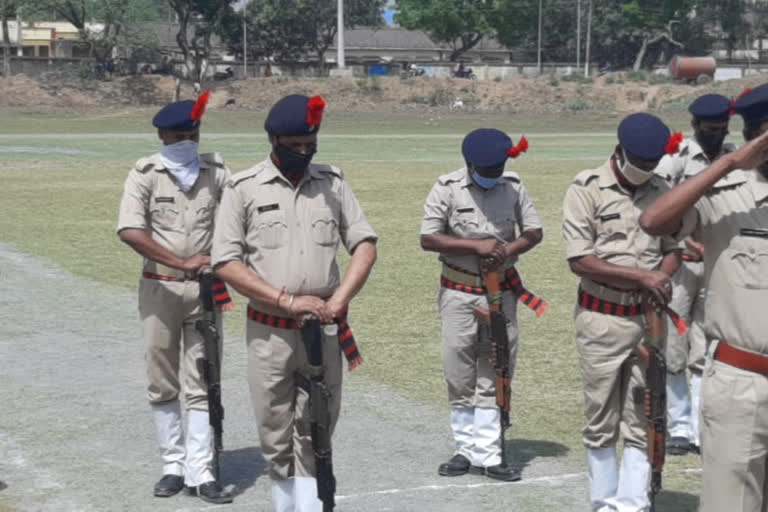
[[740, 228, 768, 239], [257, 203, 280, 213], [600, 213, 621, 222], [456, 207, 475, 213], [154, 196, 175, 204]]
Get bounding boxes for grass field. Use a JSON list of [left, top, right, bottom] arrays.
[[0, 107, 727, 511]]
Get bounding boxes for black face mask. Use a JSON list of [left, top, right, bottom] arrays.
[[274, 144, 316, 173], [695, 131, 727, 155]]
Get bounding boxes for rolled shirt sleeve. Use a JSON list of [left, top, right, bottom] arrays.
[[117, 169, 151, 233], [339, 179, 378, 253], [515, 183, 543, 232], [420, 182, 449, 236], [562, 183, 597, 260], [212, 182, 247, 267]]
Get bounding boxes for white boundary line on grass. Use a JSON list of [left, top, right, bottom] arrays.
[[336, 466, 704, 501], [335, 472, 587, 501]]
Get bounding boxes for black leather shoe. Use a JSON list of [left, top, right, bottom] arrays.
[[153, 474, 184, 497], [485, 464, 522, 482], [667, 436, 692, 456], [438, 454, 471, 476], [186, 481, 234, 504]]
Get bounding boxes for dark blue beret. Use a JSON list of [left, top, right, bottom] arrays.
[[265, 94, 326, 136], [152, 100, 199, 131], [689, 94, 731, 121], [733, 83, 768, 125], [462, 128, 520, 169], [617, 113, 671, 161]]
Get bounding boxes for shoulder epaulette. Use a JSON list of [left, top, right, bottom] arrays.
[[572, 169, 600, 187], [313, 164, 343, 179], [501, 171, 521, 183], [201, 152, 226, 168], [707, 169, 748, 192], [437, 169, 466, 185], [230, 167, 262, 188], [134, 156, 159, 174]]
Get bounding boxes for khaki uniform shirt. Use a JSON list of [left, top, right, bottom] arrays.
[[655, 138, 737, 186], [211, 158, 378, 313], [678, 170, 768, 354], [562, 159, 679, 292], [117, 152, 231, 278], [420, 168, 542, 274]]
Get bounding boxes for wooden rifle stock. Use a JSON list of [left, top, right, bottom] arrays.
[[642, 300, 667, 512]]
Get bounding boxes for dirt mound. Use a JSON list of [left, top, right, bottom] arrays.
[[2, 70, 767, 115]]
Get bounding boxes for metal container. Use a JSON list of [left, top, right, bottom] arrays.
[[668, 56, 716, 83]]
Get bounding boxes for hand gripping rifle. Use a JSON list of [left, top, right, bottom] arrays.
[[195, 269, 225, 481], [472, 269, 511, 467], [635, 299, 667, 512], [297, 319, 336, 511]]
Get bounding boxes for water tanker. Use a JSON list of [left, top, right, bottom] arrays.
[[668, 56, 716, 84]]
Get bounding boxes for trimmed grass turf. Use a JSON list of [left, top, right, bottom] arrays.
[[0, 108, 718, 510]]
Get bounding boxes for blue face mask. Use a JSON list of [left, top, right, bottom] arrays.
[[471, 171, 502, 190]]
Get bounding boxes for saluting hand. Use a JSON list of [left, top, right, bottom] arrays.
[[182, 253, 211, 274], [727, 128, 768, 171], [639, 270, 672, 305]]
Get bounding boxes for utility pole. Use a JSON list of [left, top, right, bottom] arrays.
[[584, 0, 592, 77], [243, 15, 247, 78], [337, 0, 345, 70], [16, 10, 22, 57], [576, 0, 581, 69], [537, 0, 542, 74]]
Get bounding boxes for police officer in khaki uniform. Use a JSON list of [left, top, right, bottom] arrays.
[[117, 92, 233, 503], [641, 84, 768, 512], [563, 113, 683, 512], [212, 94, 378, 512], [653, 94, 737, 455], [421, 129, 544, 482]]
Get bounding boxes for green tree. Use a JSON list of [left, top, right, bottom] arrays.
[[395, 0, 498, 61], [0, 0, 17, 78], [167, 0, 234, 85]]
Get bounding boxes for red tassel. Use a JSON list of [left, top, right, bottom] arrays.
[[666, 307, 688, 335], [190, 90, 211, 121], [306, 95, 326, 127], [731, 88, 752, 116], [664, 131, 683, 154], [347, 355, 363, 371], [507, 136, 529, 158]]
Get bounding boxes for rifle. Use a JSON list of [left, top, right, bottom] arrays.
[[635, 300, 667, 512], [297, 319, 336, 512], [472, 269, 511, 467], [195, 269, 224, 481]]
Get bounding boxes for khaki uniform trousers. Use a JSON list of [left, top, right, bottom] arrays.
[[439, 287, 519, 408], [246, 320, 343, 481], [666, 260, 707, 374], [574, 307, 647, 450], [700, 349, 768, 512], [139, 278, 213, 411]]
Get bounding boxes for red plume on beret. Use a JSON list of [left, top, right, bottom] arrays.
[[306, 95, 327, 128], [190, 90, 211, 122], [730, 88, 752, 116], [664, 131, 684, 155], [507, 136, 529, 158], [729, 97, 736, 116]]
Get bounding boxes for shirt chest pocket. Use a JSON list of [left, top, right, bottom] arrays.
[[449, 207, 481, 237], [254, 210, 288, 250], [596, 212, 628, 245], [150, 198, 180, 231], [193, 195, 215, 229], [487, 209, 517, 240], [310, 208, 340, 247], [727, 234, 768, 289]]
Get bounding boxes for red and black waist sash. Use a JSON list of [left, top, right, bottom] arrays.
[[578, 288, 688, 335], [440, 264, 548, 317], [142, 271, 234, 311], [247, 305, 362, 370]]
